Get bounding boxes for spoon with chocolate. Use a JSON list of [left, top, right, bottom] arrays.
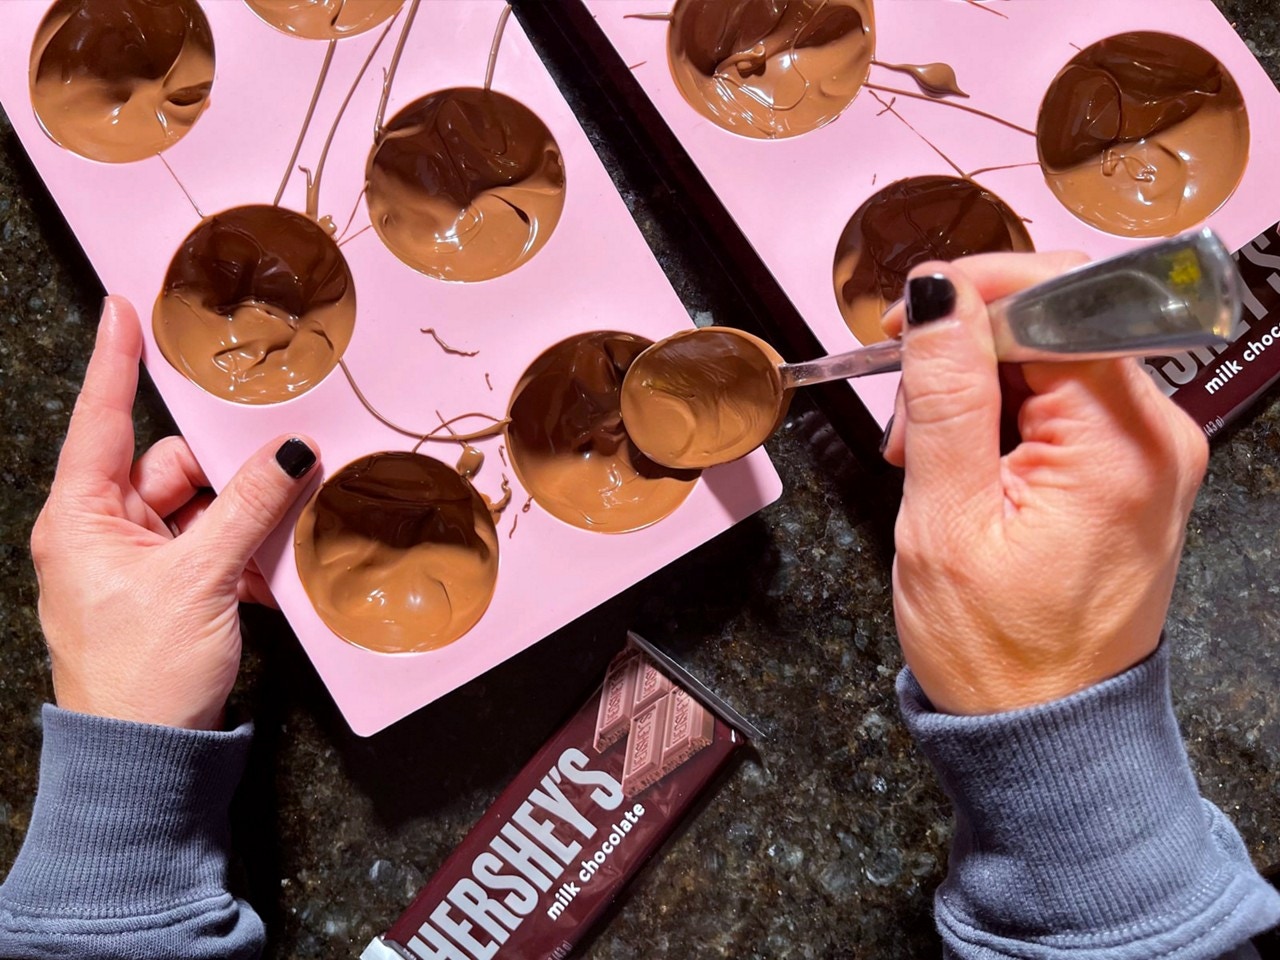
[[621, 230, 1241, 470]]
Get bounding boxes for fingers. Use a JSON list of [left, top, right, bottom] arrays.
[[897, 265, 1003, 522], [237, 563, 279, 608], [167, 489, 215, 537], [1015, 357, 1208, 502], [181, 436, 319, 583], [56, 297, 143, 489], [131, 435, 211, 520], [880, 251, 1093, 466], [880, 250, 1091, 341]]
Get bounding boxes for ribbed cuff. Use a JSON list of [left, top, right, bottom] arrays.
[[900, 643, 1280, 957], [0, 705, 253, 918]]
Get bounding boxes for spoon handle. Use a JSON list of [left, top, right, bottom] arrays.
[[779, 229, 1241, 391], [780, 340, 902, 388]]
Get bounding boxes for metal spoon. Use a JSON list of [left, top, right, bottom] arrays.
[[621, 229, 1241, 470]]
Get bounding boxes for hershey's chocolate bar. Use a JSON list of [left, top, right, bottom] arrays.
[[1148, 219, 1280, 437], [620, 686, 717, 799], [592, 651, 637, 752], [363, 635, 751, 960]]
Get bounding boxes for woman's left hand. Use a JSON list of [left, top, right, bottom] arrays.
[[30, 296, 320, 731]]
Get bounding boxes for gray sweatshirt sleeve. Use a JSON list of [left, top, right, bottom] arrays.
[[898, 642, 1280, 960], [0, 705, 265, 960]]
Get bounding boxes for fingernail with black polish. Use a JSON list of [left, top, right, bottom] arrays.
[[907, 274, 956, 327], [275, 438, 316, 479], [879, 415, 895, 454]]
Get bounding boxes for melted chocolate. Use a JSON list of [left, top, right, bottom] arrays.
[[1037, 32, 1249, 237], [29, 0, 214, 163], [875, 61, 967, 99], [295, 452, 499, 653], [366, 87, 566, 282], [832, 176, 1033, 344], [620, 327, 788, 469], [153, 204, 356, 404], [245, 0, 405, 40], [506, 333, 699, 534], [667, 0, 874, 139]]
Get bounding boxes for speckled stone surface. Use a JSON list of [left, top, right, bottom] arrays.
[[2, 3, 1279, 958]]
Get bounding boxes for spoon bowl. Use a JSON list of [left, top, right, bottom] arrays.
[[620, 327, 791, 471]]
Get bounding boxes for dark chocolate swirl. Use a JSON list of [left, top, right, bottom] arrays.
[[667, 0, 874, 139], [833, 176, 1033, 344], [29, 0, 215, 163], [153, 205, 356, 404], [1037, 32, 1249, 237], [506, 333, 698, 533], [295, 452, 499, 653], [366, 87, 566, 282]]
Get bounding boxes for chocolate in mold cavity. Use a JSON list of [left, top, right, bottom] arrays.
[[621, 327, 790, 469], [244, 0, 404, 39], [833, 176, 1032, 344], [366, 88, 566, 282], [29, 0, 214, 163], [506, 332, 699, 534], [1037, 32, 1249, 238], [667, 0, 874, 140], [153, 205, 356, 404], [294, 451, 499, 653]]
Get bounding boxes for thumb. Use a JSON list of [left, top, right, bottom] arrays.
[[185, 436, 319, 581], [899, 265, 1003, 523]]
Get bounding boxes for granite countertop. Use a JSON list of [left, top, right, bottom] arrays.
[[3, 2, 1280, 957]]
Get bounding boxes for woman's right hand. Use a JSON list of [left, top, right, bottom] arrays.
[[879, 252, 1210, 715]]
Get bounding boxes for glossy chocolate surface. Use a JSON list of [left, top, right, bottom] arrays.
[[833, 175, 1033, 344], [667, 0, 874, 139], [244, 0, 404, 40], [1037, 32, 1249, 238], [366, 87, 566, 282], [153, 204, 356, 404], [875, 61, 967, 99], [295, 451, 499, 653], [29, 0, 214, 163], [506, 332, 699, 534], [621, 327, 789, 470]]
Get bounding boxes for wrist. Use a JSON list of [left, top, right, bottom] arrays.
[[0, 706, 252, 914]]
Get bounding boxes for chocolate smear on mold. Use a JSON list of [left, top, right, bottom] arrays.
[[621, 328, 790, 469], [275, 40, 337, 206], [366, 87, 567, 281], [153, 204, 356, 404], [833, 176, 1033, 344], [422, 327, 479, 356], [1037, 31, 1249, 238], [245, 0, 405, 40], [666, 0, 874, 139], [29, 0, 214, 163], [507, 333, 699, 534], [294, 451, 499, 653], [873, 61, 968, 99]]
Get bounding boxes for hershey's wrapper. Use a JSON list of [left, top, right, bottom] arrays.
[[361, 633, 755, 960], [1149, 217, 1280, 437]]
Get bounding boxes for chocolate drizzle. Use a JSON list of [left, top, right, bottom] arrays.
[[621, 328, 789, 469], [366, 87, 566, 282], [1037, 32, 1249, 237], [29, 0, 214, 163], [666, 0, 875, 139], [874, 61, 968, 99], [294, 452, 499, 653], [833, 176, 1033, 344], [245, 0, 405, 40], [506, 333, 699, 534], [153, 205, 356, 404]]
